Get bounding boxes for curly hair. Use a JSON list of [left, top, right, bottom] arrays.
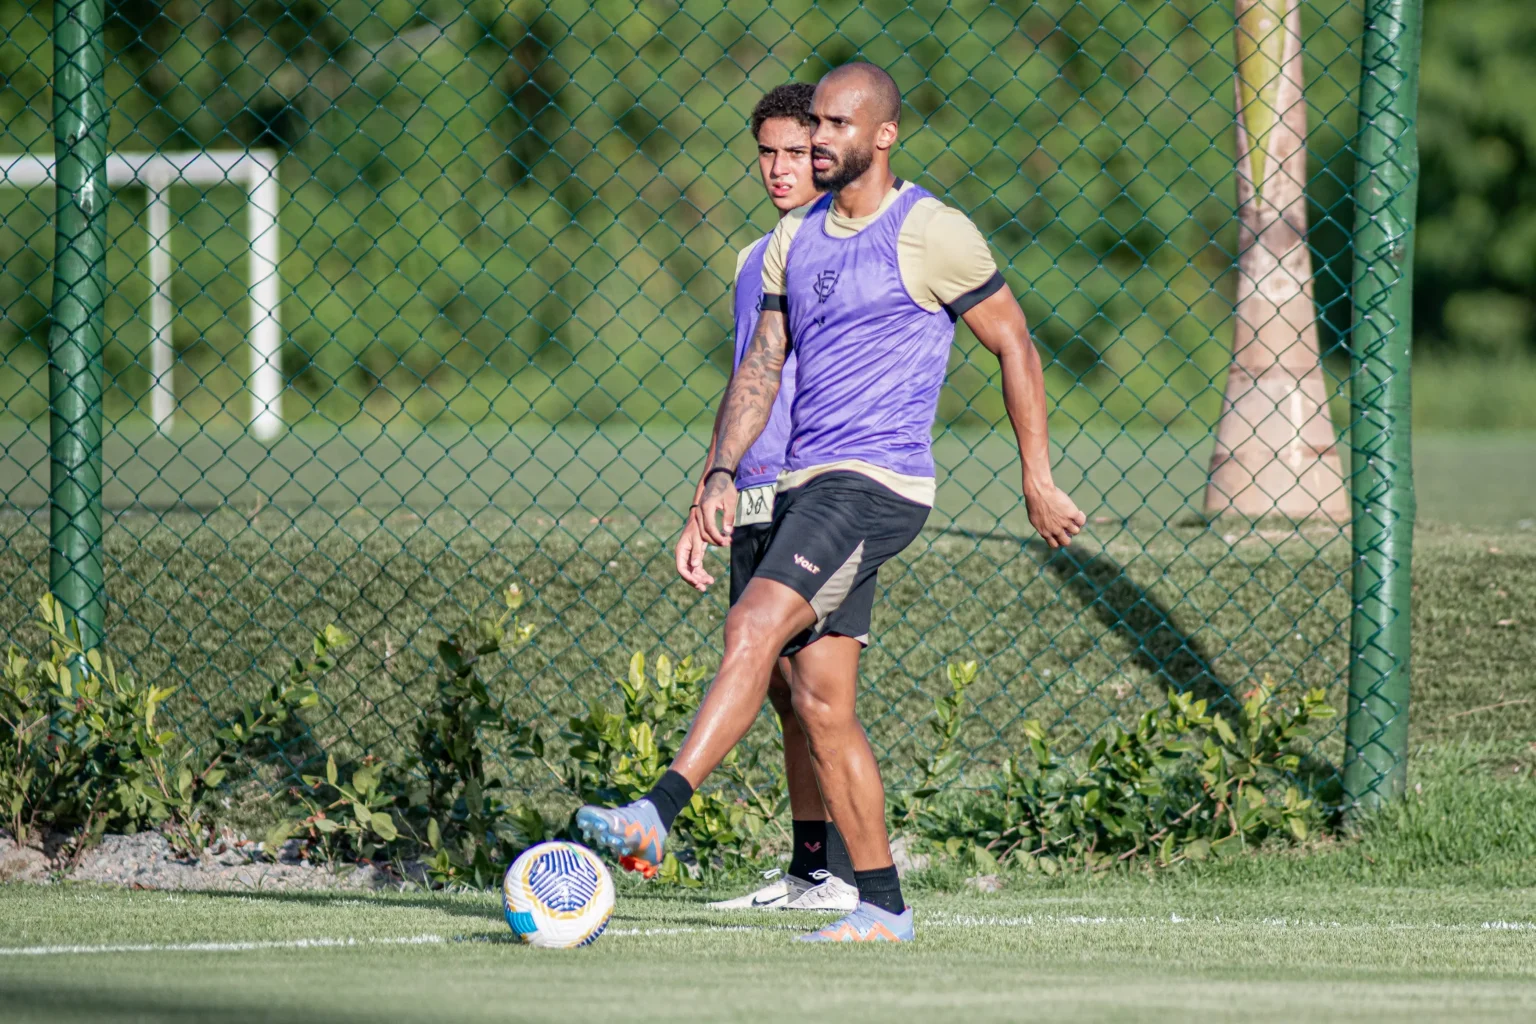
[[750, 82, 816, 140]]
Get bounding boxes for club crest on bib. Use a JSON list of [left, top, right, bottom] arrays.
[[812, 269, 839, 302]]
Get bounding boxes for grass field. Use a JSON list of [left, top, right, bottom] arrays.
[[1, 535, 1534, 1024], [5, 421, 1535, 527], [2, 879, 1534, 1023], [0, 741, 1527, 1021], [1, 431, 1534, 1020], [4, 739, 1536, 1023]]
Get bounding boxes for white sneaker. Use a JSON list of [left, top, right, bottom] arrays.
[[706, 869, 815, 910], [783, 874, 860, 912]]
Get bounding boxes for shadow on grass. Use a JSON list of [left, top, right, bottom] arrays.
[[936, 525, 1231, 710], [0, 985, 367, 1024], [176, 881, 716, 923], [1018, 534, 1342, 802], [176, 886, 500, 922], [1028, 539, 1234, 711]]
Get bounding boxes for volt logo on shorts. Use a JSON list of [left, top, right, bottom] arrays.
[[793, 553, 821, 574]]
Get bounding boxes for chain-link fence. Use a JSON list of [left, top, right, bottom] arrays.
[[0, 0, 1416, 805]]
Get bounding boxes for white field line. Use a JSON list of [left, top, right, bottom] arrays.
[[0, 926, 770, 957], [2, 915, 1531, 958], [607, 925, 764, 937], [925, 911, 1536, 934]]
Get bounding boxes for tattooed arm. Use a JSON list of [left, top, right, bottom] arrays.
[[696, 308, 789, 546]]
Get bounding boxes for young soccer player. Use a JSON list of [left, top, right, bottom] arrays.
[[581, 63, 1085, 942], [673, 82, 858, 913]]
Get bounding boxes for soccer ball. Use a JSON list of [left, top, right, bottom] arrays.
[[502, 841, 615, 949]]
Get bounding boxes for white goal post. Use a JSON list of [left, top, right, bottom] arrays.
[[0, 150, 283, 439]]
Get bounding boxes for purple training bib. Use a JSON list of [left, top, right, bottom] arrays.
[[781, 186, 955, 480]]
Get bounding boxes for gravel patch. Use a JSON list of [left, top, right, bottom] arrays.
[[0, 835, 49, 883], [2, 829, 402, 892]]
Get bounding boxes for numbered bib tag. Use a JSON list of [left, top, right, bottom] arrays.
[[735, 485, 775, 527]]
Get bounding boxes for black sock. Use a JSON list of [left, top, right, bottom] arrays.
[[824, 821, 856, 886], [643, 770, 694, 832], [787, 820, 829, 881], [854, 865, 905, 915]]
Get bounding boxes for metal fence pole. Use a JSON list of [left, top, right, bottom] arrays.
[[47, 0, 110, 650], [1345, 0, 1421, 809], [247, 153, 284, 440]]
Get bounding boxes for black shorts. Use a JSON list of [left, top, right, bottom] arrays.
[[728, 521, 775, 607], [733, 497, 873, 642], [728, 482, 779, 606], [738, 471, 928, 656]]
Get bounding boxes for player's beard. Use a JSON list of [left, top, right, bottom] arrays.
[[812, 143, 873, 193]]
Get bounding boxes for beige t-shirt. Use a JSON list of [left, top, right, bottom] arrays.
[[758, 180, 1000, 313]]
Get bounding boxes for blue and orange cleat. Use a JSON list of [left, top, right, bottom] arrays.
[[575, 799, 666, 875], [795, 902, 914, 943]]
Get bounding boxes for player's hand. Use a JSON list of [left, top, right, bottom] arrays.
[[1025, 480, 1085, 549], [674, 511, 716, 593], [698, 473, 737, 547]]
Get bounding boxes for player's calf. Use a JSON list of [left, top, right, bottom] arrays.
[[788, 637, 907, 916]]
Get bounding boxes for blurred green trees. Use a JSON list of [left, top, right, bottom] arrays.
[[0, 0, 1522, 434], [1416, 0, 1536, 360]]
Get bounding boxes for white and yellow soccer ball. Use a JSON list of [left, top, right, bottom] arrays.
[[502, 841, 615, 949]]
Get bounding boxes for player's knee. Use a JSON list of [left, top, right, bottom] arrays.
[[721, 602, 764, 651], [789, 681, 847, 737], [721, 602, 783, 664]]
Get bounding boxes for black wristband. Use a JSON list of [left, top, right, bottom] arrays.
[[703, 466, 735, 488]]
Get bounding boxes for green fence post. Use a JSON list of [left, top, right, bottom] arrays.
[[1345, 0, 1421, 810], [47, 0, 110, 650]]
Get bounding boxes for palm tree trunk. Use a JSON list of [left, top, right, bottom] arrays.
[[1205, 0, 1347, 522]]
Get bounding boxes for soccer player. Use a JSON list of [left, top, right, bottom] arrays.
[[581, 63, 1085, 942], [674, 82, 859, 913]]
